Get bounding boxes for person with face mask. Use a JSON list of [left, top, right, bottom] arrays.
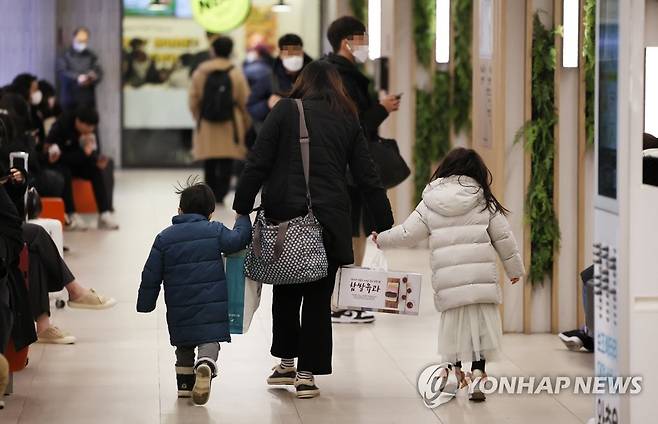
[[56, 27, 104, 111], [323, 16, 400, 325], [246, 34, 313, 128]]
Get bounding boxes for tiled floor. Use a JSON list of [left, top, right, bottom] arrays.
[[4, 170, 595, 424]]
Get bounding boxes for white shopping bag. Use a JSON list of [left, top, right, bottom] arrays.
[[225, 251, 262, 334], [333, 248, 421, 315]]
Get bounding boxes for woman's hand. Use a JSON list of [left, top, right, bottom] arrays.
[[371, 231, 379, 248], [510, 277, 520, 284], [10, 168, 24, 184]]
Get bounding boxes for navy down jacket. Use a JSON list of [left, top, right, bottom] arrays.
[[137, 214, 252, 346]]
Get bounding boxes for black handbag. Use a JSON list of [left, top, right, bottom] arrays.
[[368, 137, 411, 189], [25, 187, 42, 220]]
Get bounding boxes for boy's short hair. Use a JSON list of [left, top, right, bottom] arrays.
[[75, 107, 99, 125], [176, 177, 216, 216], [327, 16, 366, 52]]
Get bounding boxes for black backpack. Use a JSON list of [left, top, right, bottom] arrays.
[[200, 66, 234, 123]]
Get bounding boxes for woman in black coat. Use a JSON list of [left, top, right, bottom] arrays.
[[233, 60, 393, 398]]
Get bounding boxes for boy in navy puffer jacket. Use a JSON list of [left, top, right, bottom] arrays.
[[137, 179, 251, 405]]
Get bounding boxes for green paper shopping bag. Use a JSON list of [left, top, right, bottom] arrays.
[[225, 250, 262, 334]]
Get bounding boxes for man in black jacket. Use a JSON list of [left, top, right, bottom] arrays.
[[247, 34, 313, 126], [45, 108, 117, 230], [324, 16, 400, 324]]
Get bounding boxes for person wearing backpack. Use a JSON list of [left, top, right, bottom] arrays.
[[189, 36, 250, 204]]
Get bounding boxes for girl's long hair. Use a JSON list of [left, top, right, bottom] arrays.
[[431, 147, 510, 215], [288, 60, 357, 117]]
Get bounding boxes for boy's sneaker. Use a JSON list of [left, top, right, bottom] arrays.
[[192, 360, 215, 405], [331, 309, 375, 324], [176, 366, 194, 398], [294, 375, 320, 399], [468, 369, 487, 402], [65, 213, 87, 231], [267, 364, 297, 385], [98, 212, 119, 230]]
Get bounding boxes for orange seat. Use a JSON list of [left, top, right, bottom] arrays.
[[72, 178, 98, 213], [40, 197, 66, 225]]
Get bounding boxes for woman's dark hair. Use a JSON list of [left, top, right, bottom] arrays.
[[288, 60, 357, 117], [643, 132, 658, 150], [212, 36, 234, 58], [175, 176, 216, 217], [10, 73, 37, 101], [327, 16, 366, 52], [431, 148, 509, 215], [0, 92, 31, 135], [278, 33, 303, 49]]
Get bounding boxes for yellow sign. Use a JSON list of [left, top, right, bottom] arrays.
[[191, 0, 251, 33]]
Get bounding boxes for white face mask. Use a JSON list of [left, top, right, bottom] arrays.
[[31, 90, 43, 106], [246, 51, 258, 62], [348, 43, 369, 63], [282, 55, 304, 72], [72, 41, 87, 52]]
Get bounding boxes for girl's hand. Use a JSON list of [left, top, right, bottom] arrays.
[[371, 231, 379, 248], [510, 277, 520, 284]]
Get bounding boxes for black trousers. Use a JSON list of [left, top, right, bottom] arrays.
[[204, 158, 233, 203], [70, 160, 111, 213], [36, 166, 75, 214], [22, 223, 75, 319], [271, 263, 338, 375]]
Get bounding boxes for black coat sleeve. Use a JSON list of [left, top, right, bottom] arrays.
[[232, 98, 285, 215], [45, 118, 87, 168], [360, 103, 389, 140], [348, 126, 394, 232]]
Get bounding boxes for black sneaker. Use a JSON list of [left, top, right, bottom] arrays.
[[294, 376, 320, 399], [267, 364, 297, 385], [331, 309, 376, 324], [559, 329, 591, 352], [176, 366, 194, 398], [192, 362, 214, 405]]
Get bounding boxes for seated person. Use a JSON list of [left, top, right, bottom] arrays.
[[45, 107, 117, 230], [2, 163, 116, 345]]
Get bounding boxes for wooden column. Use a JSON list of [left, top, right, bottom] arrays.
[[551, 0, 562, 333], [523, 0, 534, 334], [576, 0, 587, 328]]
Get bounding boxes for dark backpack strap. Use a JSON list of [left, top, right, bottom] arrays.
[[294, 99, 312, 209]]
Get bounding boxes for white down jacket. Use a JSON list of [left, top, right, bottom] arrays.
[[377, 176, 525, 312]]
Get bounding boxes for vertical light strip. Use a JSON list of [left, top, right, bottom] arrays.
[[562, 0, 579, 68], [368, 0, 382, 60], [645, 48, 658, 136], [435, 0, 450, 63]]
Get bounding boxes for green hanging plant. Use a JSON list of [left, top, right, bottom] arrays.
[[414, 71, 451, 204], [451, 0, 473, 134], [583, 0, 596, 147], [349, 0, 367, 24], [413, 0, 435, 67], [515, 13, 561, 285]]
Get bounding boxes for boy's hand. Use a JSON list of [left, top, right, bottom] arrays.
[[371, 231, 379, 248], [510, 278, 520, 284]]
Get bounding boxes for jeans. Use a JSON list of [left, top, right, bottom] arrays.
[[271, 263, 339, 375]]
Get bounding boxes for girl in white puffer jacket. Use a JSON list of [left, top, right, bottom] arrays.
[[373, 148, 525, 401]]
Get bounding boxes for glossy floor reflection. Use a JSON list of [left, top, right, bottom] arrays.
[[4, 170, 595, 424]]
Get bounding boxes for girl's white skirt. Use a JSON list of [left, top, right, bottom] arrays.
[[436, 303, 503, 364]]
